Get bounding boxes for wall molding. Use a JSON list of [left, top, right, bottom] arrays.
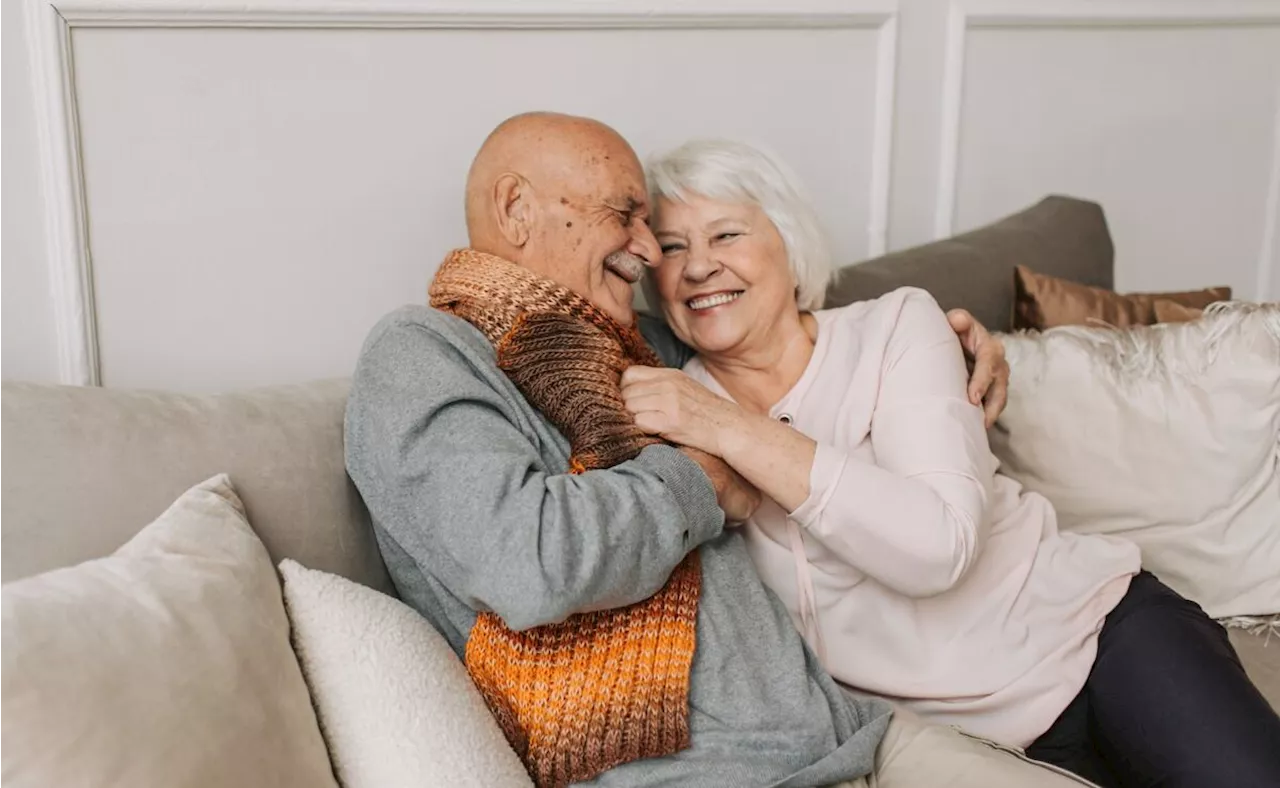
[[1258, 87, 1280, 302], [27, 0, 898, 385], [26, 0, 99, 386], [932, 1, 1280, 299]]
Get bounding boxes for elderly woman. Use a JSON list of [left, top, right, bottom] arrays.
[[621, 139, 1280, 788]]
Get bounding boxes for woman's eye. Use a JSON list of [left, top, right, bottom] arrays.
[[714, 233, 741, 242], [660, 244, 685, 255]]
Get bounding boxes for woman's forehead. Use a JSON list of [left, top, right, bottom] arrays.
[[655, 195, 761, 226]]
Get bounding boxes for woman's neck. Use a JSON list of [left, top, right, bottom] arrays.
[[701, 312, 818, 415]]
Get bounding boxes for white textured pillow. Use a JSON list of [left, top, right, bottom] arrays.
[[991, 303, 1280, 619], [279, 559, 533, 788], [1, 475, 338, 788]]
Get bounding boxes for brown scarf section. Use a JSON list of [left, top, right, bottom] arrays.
[[429, 248, 701, 788]]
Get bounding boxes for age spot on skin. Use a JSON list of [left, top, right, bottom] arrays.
[[566, 221, 573, 228]]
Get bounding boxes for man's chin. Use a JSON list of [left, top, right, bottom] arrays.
[[610, 304, 637, 327]]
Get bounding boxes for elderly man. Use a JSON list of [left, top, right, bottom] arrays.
[[345, 113, 1088, 788]]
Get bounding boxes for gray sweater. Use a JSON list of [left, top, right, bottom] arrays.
[[344, 305, 891, 788]]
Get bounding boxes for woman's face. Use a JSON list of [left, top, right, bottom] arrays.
[[651, 194, 797, 356]]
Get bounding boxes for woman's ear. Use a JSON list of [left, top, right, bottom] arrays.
[[492, 173, 533, 248]]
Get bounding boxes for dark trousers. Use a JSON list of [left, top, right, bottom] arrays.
[[1027, 571, 1280, 787]]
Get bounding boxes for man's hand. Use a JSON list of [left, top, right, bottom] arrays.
[[679, 447, 762, 524], [946, 309, 1010, 428]]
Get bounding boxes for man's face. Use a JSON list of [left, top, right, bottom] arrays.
[[521, 144, 662, 325]]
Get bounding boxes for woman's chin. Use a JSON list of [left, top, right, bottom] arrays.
[[684, 324, 746, 357]]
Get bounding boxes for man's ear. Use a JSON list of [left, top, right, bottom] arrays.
[[492, 173, 534, 248]]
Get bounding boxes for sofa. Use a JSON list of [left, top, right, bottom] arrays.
[[3, 196, 1276, 780]]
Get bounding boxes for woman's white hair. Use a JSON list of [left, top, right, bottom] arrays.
[[645, 139, 833, 311]]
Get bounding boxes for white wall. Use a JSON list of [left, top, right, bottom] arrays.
[[3, 0, 60, 383], [5, 0, 1279, 391]]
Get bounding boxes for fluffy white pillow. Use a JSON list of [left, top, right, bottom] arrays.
[[991, 303, 1280, 619], [1, 475, 338, 788], [278, 559, 533, 788]]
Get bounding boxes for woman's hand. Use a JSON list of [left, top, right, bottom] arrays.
[[945, 309, 1010, 427], [622, 366, 818, 512], [620, 366, 744, 457]]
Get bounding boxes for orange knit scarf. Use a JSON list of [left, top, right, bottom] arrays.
[[429, 248, 700, 788]]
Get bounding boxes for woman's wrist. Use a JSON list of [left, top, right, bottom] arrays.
[[714, 409, 766, 466]]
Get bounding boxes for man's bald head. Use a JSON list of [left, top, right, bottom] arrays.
[[460, 112, 662, 325], [465, 112, 636, 242]]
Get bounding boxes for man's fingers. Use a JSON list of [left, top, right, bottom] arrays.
[[967, 363, 995, 407], [946, 308, 974, 333], [947, 309, 979, 354], [982, 376, 1009, 428]]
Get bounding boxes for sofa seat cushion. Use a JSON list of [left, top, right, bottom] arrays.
[[1229, 627, 1280, 712], [1, 476, 339, 788], [1, 379, 392, 593]]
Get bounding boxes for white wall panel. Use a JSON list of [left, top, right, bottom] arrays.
[[2, 0, 60, 383], [69, 22, 882, 390], [949, 20, 1280, 296], [6, 0, 1279, 391]]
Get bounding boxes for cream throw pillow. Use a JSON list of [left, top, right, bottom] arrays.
[[1, 475, 338, 788], [279, 559, 533, 788], [991, 303, 1280, 619]]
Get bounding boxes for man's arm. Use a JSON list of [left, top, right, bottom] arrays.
[[642, 306, 1007, 424], [345, 318, 725, 631]]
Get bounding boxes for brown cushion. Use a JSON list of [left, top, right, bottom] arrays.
[[1152, 299, 1206, 324], [825, 196, 1115, 333], [1013, 265, 1229, 330]]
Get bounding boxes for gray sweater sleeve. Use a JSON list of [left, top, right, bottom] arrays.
[[345, 317, 725, 631]]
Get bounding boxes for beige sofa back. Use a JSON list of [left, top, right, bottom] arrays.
[[1, 379, 394, 593]]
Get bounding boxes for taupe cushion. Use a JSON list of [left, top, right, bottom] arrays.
[[1, 380, 392, 593], [826, 196, 1114, 332], [2, 475, 339, 788]]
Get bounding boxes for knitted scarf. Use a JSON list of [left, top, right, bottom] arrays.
[[429, 248, 701, 788]]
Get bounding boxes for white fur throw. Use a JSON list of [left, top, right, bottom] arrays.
[[991, 302, 1280, 619], [279, 559, 533, 788]]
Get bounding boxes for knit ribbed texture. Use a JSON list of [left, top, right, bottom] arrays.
[[429, 249, 701, 788]]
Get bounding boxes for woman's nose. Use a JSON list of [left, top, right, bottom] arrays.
[[684, 245, 721, 281]]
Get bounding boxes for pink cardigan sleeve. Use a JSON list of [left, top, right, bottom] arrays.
[[789, 290, 993, 597]]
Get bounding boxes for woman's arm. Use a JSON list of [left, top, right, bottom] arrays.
[[791, 291, 993, 597], [623, 290, 993, 596]]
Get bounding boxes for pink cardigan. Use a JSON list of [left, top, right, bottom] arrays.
[[683, 287, 1140, 746]]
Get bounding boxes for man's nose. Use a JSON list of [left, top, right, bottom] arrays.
[[629, 221, 663, 268]]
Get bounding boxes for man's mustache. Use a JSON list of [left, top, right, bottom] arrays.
[[604, 251, 646, 284]]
